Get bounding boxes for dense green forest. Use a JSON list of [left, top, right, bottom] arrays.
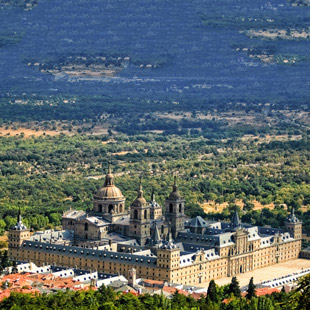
[[0, 111, 309, 235], [0, 274, 309, 309]]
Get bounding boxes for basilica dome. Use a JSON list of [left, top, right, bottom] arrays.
[[95, 165, 124, 200], [96, 185, 123, 199]]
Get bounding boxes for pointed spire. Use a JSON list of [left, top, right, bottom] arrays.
[[104, 160, 114, 187], [13, 207, 27, 230], [168, 175, 181, 200], [286, 207, 299, 223], [151, 187, 155, 202], [231, 211, 241, 230], [137, 176, 143, 198], [167, 226, 173, 243], [18, 206, 22, 223], [151, 222, 161, 245], [108, 160, 112, 174], [173, 175, 177, 192]]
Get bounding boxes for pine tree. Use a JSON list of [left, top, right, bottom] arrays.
[[246, 277, 256, 299], [229, 276, 241, 298], [207, 279, 218, 303]]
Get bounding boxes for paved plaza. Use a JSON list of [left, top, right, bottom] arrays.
[[197, 259, 310, 288]]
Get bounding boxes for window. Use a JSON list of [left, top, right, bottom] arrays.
[[134, 210, 138, 219], [144, 209, 147, 219], [169, 203, 173, 213], [98, 204, 103, 213], [109, 205, 113, 214], [84, 223, 88, 231], [179, 204, 182, 213]]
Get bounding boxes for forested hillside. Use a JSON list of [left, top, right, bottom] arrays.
[[0, 118, 309, 236]]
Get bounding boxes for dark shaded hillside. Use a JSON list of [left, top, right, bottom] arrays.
[[0, 0, 309, 104]]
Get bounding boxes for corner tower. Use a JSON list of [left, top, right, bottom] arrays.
[[129, 178, 151, 246], [285, 208, 302, 240], [8, 209, 30, 261], [165, 176, 185, 238], [93, 163, 127, 223], [156, 232, 180, 282]]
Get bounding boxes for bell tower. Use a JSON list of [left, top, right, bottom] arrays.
[[165, 176, 185, 238], [128, 178, 151, 246]]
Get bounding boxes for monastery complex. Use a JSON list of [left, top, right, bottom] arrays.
[[8, 166, 302, 285]]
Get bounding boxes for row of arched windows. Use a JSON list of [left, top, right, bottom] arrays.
[[133, 209, 148, 220], [97, 204, 124, 214], [169, 203, 183, 213]]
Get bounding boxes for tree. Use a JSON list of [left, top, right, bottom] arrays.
[[228, 277, 241, 298], [96, 285, 116, 304], [0, 220, 6, 234], [287, 274, 310, 310], [246, 277, 256, 299], [171, 290, 187, 309], [207, 279, 218, 303]]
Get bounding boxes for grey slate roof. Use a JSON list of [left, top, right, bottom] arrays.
[[151, 223, 161, 245], [22, 240, 158, 266], [176, 232, 219, 246], [12, 210, 28, 231], [285, 208, 301, 223], [230, 211, 242, 231], [186, 216, 208, 228], [258, 227, 283, 235], [113, 215, 130, 226]]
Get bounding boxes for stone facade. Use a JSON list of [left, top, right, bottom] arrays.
[[8, 168, 303, 286], [165, 176, 186, 239], [128, 179, 151, 246]]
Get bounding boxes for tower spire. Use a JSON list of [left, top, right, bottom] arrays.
[[138, 176, 143, 198], [167, 226, 173, 242], [108, 160, 112, 174], [18, 206, 22, 223], [151, 222, 161, 245], [12, 207, 27, 230], [173, 175, 177, 192], [104, 160, 114, 187], [231, 211, 242, 230], [151, 187, 155, 202]]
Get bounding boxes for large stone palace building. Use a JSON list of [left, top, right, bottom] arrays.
[[8, 166, 302, 285]]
